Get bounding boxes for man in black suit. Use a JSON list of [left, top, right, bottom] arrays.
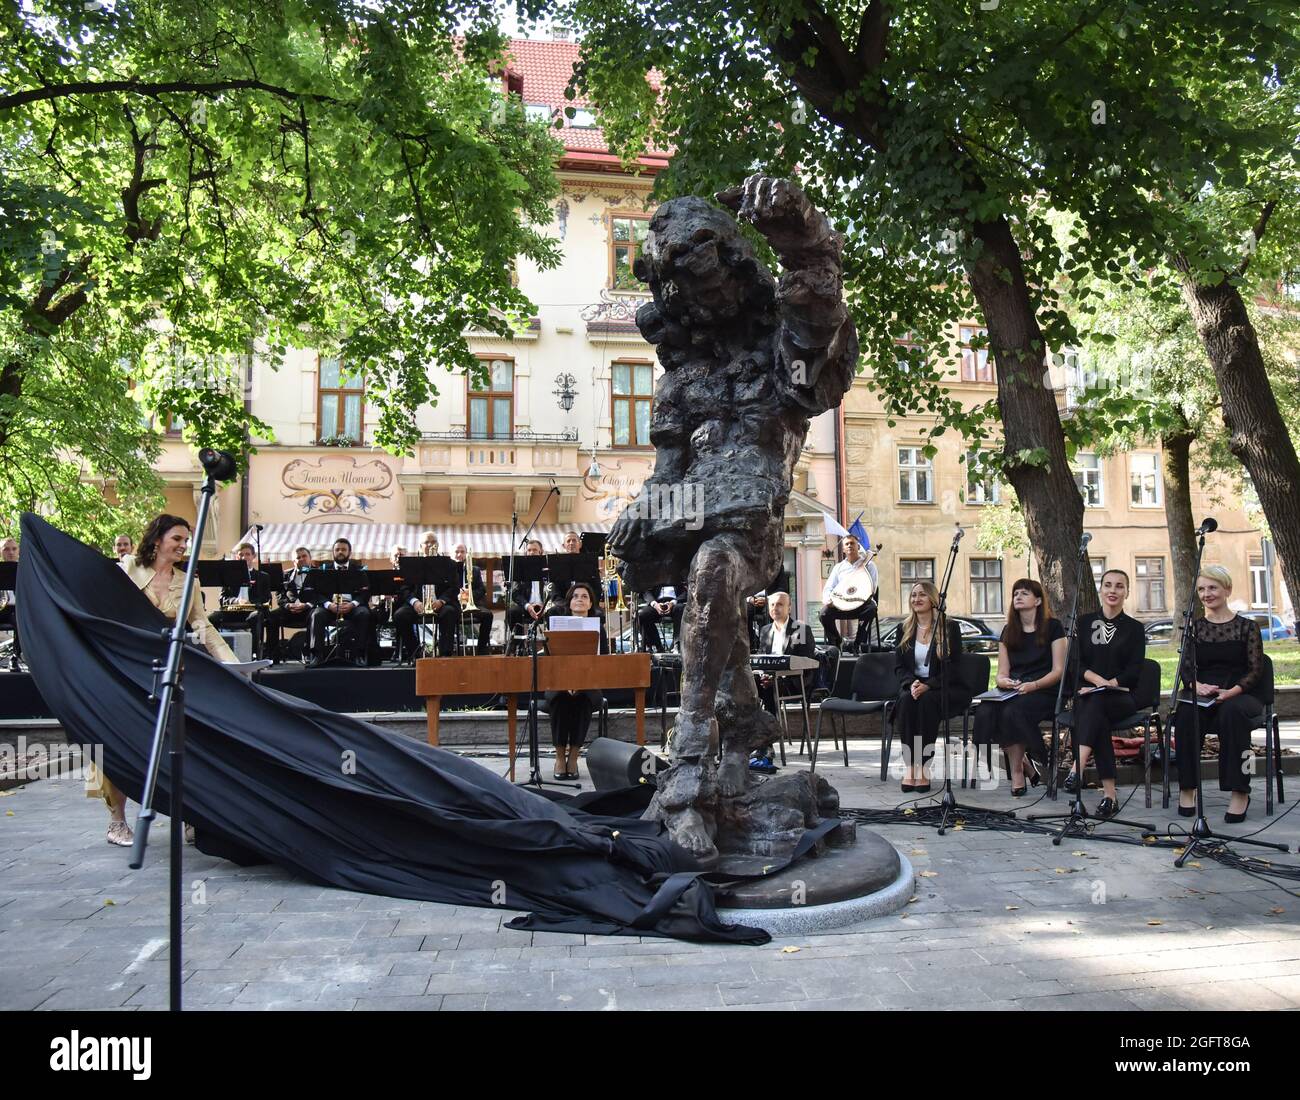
[[307, 537, 370, 666], [637, 583, 685, 652], [270, 545, 314, 662], [751, 592, 817, 771], [0, 536, 20, 671], [746, 566, 790, 648], [378, 544, 426, 662], [506, 538, 556, 643], [209, 542, 274, 659], [437, 543, 492, 655]]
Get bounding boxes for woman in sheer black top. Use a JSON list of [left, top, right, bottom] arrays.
[[543, 581, 609, 780], [1173, 566, 1264, 823]]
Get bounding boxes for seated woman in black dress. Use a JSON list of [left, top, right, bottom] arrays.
[[1173, 565, 1264, 823], [1062, 569, 1146, 817], [893, 581, 967, 793], [544, 580, 608, 781], [973, 578, 1067, 795]]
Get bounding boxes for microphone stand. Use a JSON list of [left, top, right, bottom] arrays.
[[935, 527, 1014, 834], [1160, 526, 1287, 865], [1028, 541, 1154, 843], [129, 447, 236, 1012]]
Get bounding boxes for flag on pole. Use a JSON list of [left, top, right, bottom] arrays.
[[848, 512, 870, 549], [822, 511, 850, 538]]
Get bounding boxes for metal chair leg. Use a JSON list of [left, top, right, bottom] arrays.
[[810, 707, 824, 776], [1160, 714, 1171, 809], [879, 703, 893, 782], [1274, 713, 1286, 806], [1265, 708, 1275, 816], [1143, 715, 1153, 809], [842, 711, 850, 768]]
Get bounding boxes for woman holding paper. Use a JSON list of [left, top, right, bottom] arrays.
[[544, 581, 608, 780], [1173, 566, 1264, 822], [1061, 569, 1146, 817], [972, 579, 1067, 796]]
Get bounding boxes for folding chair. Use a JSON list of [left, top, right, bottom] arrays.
[[811, 651, 899, 773]]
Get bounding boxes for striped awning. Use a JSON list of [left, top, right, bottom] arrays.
[[234, 523, 610, 562]]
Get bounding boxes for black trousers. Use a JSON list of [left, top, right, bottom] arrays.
[[819, 600, 877, 650], [638, 603, 683, 651], [460, 608, 494, 655], [973, 692, 1053, 761], [1071, 692, 1138, 782], [1173, 695, 1264, 795], [390, 603, 420, 662], [507, 605, 546, 644], [894, 684, 973, 767], [0, 605, 20, 662], [548, 693, 594, 749], [270, 606, 310, 659], [209, 608, 267, 659], [308, 605, 371, 657]]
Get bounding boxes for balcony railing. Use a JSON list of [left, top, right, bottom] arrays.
[[420, 428, 578, 443]]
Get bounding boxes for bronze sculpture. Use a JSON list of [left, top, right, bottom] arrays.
[[609, 176, 858, 866]]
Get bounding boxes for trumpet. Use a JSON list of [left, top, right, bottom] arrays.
[[603, 547, 627, 613], [459, 549, 479, 611]]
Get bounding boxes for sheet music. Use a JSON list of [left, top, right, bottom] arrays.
[[548, 616, 600, 632]]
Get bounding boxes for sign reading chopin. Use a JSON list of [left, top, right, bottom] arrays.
[[282, 455, 394, 519]]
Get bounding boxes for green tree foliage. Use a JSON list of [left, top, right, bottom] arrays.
[[1, 0, 562, 541]]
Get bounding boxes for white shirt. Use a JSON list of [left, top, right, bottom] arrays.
[[914, 639, 931, 678], [658, 586, 677, 601], [770, 620, 789, 656], [822, 557, 878, 604], [530, 581, 542, 605]]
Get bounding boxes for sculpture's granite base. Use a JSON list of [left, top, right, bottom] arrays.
[[714, 832, 913, 935]]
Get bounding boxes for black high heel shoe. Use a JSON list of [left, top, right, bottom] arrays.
[[1177, 793, 1197, 817], [1026, 760, 1043, 788], [1224, 795, 1250, 824]]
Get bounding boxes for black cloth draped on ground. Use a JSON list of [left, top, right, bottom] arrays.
[[16, 515, 769, 944]]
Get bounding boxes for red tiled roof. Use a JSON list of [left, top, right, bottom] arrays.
[[498, 38, 669, 170]]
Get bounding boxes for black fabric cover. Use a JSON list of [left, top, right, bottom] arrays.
[[16, 515, 768, 944]]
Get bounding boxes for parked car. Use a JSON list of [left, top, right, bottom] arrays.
[[1144, 618, 1175, 645], [1243, 612, 1296, 641], [877, 614, 1001, 654]]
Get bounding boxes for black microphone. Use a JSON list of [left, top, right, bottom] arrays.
[[253, 524, 265, 531], [1196, 517, 1218, 536], [1079, 531, 1092, 556], [952, 524, 964, 546], [198, 448, 238, 481]]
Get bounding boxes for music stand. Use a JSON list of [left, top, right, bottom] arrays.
[[548, 553, 601, 598], [506, 554, 548, 640], [195, 559, 247, 593], [580, 532, 608, 558], [399, 556, 460, 654], [260, 563, 284, 601]]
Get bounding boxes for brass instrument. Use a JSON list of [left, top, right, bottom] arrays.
[[602, 546, 627, 612], [0, 591, 8, 614], [459, 549, 479, 611]]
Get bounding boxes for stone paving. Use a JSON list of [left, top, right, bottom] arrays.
[[3, 739, 1300, 1012]]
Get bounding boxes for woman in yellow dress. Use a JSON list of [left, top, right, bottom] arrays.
[[90, 514, 237, 845]]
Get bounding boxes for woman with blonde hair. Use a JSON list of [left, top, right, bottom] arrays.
[[892, 581, 967, 792], [90, 514, 238, 846], [1173, 565, 1264, 823]]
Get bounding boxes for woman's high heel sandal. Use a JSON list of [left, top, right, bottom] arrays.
[[1224, 795, 1250, 825]]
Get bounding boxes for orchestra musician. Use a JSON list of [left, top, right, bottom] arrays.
[[1172, 566, 1264, 823], [560, 531, 581, 556], [380, 544, 424, 663], [544, 580, 608, 780], [438, 543, 491, 656], [1, 536, 20, 671], [750, 591, 816, 772], [1061, 569, 1146, 818], [112, 534, 134, 561], [893, 582, 967, 793], [746, 566, 790, 649], [819, 535, 878, 653], [208, 542, 273, 660], [103, 515, 238, 846], [270, 546, 314, 663], [507, 538, 555, 641], [419, 530, 440, 557], [306, 537, 370, 667], [972, 578, 1067, 795], [638, 583, 685, 652]]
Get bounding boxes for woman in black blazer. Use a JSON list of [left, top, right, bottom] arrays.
[[544, 581, 608, 780], [894, 581, 968, 793], [1062, 568, 1146, 817]]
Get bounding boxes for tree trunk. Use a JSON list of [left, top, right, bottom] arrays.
[[1176, 271, 1300, 616], [1161, 425, 1199, 627], [968, 215, 1097, 617]]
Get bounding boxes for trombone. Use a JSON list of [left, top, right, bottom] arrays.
[[459, 548, 479, 654], [602, 546, 627, 613]]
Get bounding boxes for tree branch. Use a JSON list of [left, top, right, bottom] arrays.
[[0, 78, 338, 113]]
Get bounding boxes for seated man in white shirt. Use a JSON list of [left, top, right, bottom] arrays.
[[819, 535, 879, 652], [752, 592, 817, 770]]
